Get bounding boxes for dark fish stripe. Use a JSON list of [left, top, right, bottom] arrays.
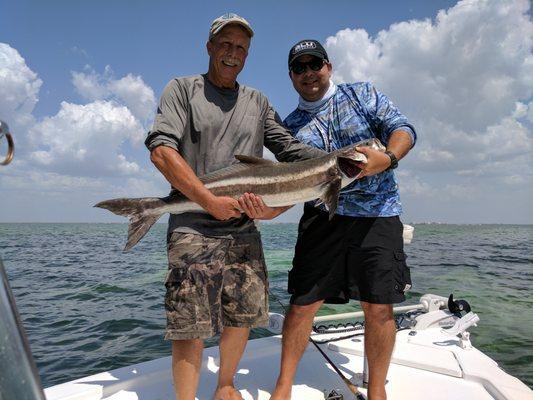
[[208, 169, 333, 198]]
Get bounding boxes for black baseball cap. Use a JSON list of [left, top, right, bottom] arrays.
[[288, 39, 329, 68]]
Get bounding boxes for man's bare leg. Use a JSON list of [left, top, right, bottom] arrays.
[[270, 301, 324, 400], [172, 339, 204, 400], [361, 302, 395, 400], [214, 326, 250, 400]]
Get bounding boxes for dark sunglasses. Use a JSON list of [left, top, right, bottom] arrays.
[[290, 58, 326, 75]]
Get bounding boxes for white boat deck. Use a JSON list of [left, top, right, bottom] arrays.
[[45, 327, 532, 400]]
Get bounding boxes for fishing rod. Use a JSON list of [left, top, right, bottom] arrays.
[[308, 336, 367, 400], [269, 293, 367, 400]]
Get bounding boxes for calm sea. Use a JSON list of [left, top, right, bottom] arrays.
[[0, 223, 531, 389]]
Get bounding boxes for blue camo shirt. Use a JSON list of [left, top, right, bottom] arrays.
[[284, 82, 417, 217]]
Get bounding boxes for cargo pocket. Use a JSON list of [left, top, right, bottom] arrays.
[[164, 266, 200, 328], [393, 250, 412, 294], [225, 237, 268, 321], [164, 266, 188, 289], [164, 266, 194, 298], [255, 246, 269, 288]]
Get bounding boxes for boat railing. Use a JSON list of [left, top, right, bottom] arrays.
[[313, 303, 426, 323]]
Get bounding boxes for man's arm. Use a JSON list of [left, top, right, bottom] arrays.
[[386, 129, 413, 160], [150, 145, 241, 220], [354, 83, 416, 177], [238, 102, 324, 220], [146, 78, 241, 220], [263, 106, 325, 162]]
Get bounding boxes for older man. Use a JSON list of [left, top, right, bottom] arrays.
[[243, 40, 417, 400], [145, 16, 323, 400]]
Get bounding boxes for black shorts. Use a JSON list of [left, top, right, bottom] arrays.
[[288, 204, 412, 305]]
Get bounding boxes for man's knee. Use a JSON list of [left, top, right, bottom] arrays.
[[288, 301, 323, 321], [172, 339, 203, 355], [361, 302, 394, 324]]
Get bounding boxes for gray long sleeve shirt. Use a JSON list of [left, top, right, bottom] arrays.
[[145, 74, 325, 237]]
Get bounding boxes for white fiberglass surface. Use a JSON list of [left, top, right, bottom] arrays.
[[45, 335, 508, 400]]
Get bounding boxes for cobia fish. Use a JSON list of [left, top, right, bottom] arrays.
[[95, 138, 385, 250]]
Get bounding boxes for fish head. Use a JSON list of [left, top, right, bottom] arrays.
[[354, 138, 387, 152], [334, 138, 386, 186]]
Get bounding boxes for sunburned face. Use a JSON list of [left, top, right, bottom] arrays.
[[207, 24, 250, 89], [289, 54, 332, 102]]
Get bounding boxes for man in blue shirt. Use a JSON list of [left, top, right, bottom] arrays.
[[239, 39, 416, 400]]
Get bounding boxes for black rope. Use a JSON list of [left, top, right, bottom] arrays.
[[312, 332, 365, 345], [313, 321, 365, 334], [308, 311, 423, 344]]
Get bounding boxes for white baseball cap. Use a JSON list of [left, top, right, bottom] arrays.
[[209, 13, 254, 40]]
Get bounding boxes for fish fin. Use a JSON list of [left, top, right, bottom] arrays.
[[199, 163, 252, 184], [124, 214, 160, 251], [234, 154, 275, 165], [320, 177, 342, 220], [94, 198, 163, 250]]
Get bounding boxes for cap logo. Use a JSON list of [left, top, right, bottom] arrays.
[[221, 13, 238, 20], [293, 41, 316, 54]]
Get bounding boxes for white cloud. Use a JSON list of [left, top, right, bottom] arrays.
[[108, 74, 156, 121], [71, 66, 156, 121], [0, 166, 169, 222], [71, 68, 109, 101], [0, 43, 42, 141], [324, 0, 532, 222], [396, 170, 436, 198], [0, 167, 165, 196], [528, 101, 533, 123], [1, 169, 107, 192], [0, 42, 161, 221], [28, 100, 144, 177], [70, 46, 90, 60], [327, 0, 532, 132]]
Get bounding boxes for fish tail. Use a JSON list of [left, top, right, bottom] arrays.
[[94, 198, 163, 251]]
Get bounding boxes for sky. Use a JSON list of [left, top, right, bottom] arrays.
[[0, 0, 531, 224]]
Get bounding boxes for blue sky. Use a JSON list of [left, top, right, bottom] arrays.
[[1, 0, 532, 224], [4, 0, 457, 118]]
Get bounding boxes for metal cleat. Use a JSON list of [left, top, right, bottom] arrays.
[[442, 311, 480, 349]]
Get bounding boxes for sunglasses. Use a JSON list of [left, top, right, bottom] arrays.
[[290, 58, 326, 75]]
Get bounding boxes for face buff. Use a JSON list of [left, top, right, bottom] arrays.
[[297, 79, 337, 114]]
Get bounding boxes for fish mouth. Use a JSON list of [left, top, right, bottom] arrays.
[[338, 157, 361, 178], [335, 145, 366, 178]]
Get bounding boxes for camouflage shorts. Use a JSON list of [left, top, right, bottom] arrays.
[[164, 232, 269, 340]]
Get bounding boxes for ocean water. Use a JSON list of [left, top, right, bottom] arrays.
[[0, 223, 531, 389]]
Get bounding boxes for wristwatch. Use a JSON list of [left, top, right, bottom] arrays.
[[385, 150, 398, 170]]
